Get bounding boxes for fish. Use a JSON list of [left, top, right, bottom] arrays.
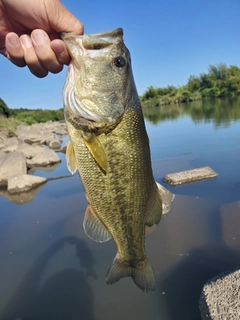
[[61, 28, 163, 292]]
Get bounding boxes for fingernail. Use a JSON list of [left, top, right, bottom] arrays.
[[8, 34, 20, 47], [20, 35, 32, 48], [32, 30, 47, 45], [54, 43, 66, 56]]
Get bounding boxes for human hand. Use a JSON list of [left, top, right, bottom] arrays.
[[0, 0, 83, 77]]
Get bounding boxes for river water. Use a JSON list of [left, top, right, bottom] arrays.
[[0, 97, 240, 320]]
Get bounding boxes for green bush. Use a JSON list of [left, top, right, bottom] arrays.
[[140, 63, 240, 107]]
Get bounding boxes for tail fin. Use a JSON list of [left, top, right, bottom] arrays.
[[106, 254, 156, 292]]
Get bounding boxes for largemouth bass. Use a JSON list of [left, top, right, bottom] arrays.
[[62, 28, 163, 292]]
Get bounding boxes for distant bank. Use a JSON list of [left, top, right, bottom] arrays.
[[140, 63, 240, 107]]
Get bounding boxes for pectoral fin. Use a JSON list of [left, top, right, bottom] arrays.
[[83, 204, 112, 243], [82, 133, 107, 175], [66, 140, 78, 174]]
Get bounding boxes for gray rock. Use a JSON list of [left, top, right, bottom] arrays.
[[199, 266, 240, 319], [54, 127, 68, 135], [1, 137, 20, 153], [17, 143, 44, 159], [46, 137, 62, 149], [28, 162, 60, 174], [0, 151, 6, 166], [156, 182, 175, 214], [0, 141, 4, 150], [0, 151, 27, 185], [164, 166, 218, 186], [0, 133, 6, 142], [61, 143, 68, 154], [39, 133, 55, 144], [27, 149, 61, 167], [20, 127, 43, 144], [8, 174, 47, 194], [16, 125, 29, 137]]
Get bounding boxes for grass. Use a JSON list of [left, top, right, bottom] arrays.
[[0, 117, 24, 137]]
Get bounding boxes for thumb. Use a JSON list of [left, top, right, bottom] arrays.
[[47, 0, 84, 35]]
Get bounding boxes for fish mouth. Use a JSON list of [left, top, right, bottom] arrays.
[[61, 28, 123, 58]]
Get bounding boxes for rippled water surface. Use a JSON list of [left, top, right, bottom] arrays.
[[1, 97, 240, 320]]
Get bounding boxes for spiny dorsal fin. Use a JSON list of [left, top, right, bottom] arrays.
[[83, 204, 112, 243], [66, 140, 78, 174], [82, 132, 107, 175]]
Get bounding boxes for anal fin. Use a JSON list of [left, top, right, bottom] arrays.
[[83, 205, 112, 243]]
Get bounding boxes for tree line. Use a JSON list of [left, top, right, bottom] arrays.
[[0, 98, 64, 125], [141, 63, 240, 107]]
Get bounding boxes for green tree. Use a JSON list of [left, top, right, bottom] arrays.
[[0, 98, 10, 117]]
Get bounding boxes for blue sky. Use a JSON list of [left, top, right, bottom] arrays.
[[0, 0, 239, 110]]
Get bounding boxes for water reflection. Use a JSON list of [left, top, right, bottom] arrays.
[[1, 98, 240, 319], [0, 184, 45, 204], [153, 195, 240, 319], [143, 96, 240, 127], [0, 237, 96, 320]]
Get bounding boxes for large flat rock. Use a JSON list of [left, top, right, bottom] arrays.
[[0, 151, 27, 185], [17, 143, 44, 159], [27, 149, 61, 167], [199, 267, 240, 319], [163, 166, 218, 186], [8, 174, 47, 194]]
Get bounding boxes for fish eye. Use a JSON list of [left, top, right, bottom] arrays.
[[113, 57, 126, 68]]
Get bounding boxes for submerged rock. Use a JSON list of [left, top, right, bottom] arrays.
[[7, 174, 47, 194], [163, 166, 218, 186]]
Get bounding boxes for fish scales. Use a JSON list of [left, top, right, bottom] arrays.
[[67, 108, 153, 261], [62, 28, 163, 291]]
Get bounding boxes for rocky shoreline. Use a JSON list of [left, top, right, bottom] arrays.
[[0, 121, 69, 195]]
